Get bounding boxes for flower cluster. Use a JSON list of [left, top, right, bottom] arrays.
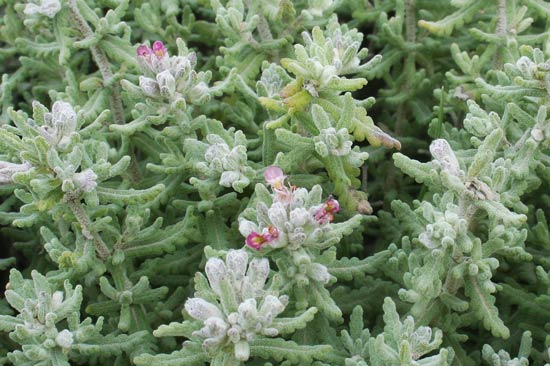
[[23, 0, 61, 19], [136, 41, 168, 75], [37, 101, 78, 150], [192, 132, 255, 194], [1, 270, 145, 365], [0, 161, 32, 184], [417, 199, 470, 251], [132, 40, 210, 105], [138, 41, 167, 62], [184, 250, 287, 361], [314, 127, 353, 157], [236, 165, 367, 317], [242, 166, 340, 251]]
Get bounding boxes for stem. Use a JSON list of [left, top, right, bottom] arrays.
[[442, 264, 463, 294], [281, 14, 304, 38], [361, 163, 368, 192], [262, 122, 276, 165], [413, 298, 439, 325], [405, 0, 416, 43], [496, 0, 507, 37], [67, 0, 125, 125], [66, 194, 110, 260], [257, 15, 274, 42], [458, 194, 477, 225], [494, 0, 507, 68], [242, 0, 273, 43], [397, 0, 416, 133]]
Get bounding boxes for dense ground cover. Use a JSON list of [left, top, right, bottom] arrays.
[[1, 0, 550, 365]]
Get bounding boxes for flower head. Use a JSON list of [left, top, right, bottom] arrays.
[[246, 232, 267, 250], [0, 161, 32, 184], [264, 166, 296, 204], [137, 41, 167, 59], [24, 0, 61, 19], [325, 196, 340, 213], [137, 41, 168, 73], [246, 226, 279, 250], [183, 250, 289, 362], [152, 41, 167, 58], [137, 45, 151, 57], [264, 166, 285, 190], [314, 196, 340, 224]]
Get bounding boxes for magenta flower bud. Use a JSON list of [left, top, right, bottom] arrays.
[[152, 41, 167, 58], [246, 232, 267, 250], [137, 45, 151, 57], [325, 196, 340, 214], [264, 225, 279, 242], [314, 196, 340, 224], [246, 226, 279, 250]]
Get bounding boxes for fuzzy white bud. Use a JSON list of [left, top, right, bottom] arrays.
[[24, 0, 61, 18], [72, 169, 98, 192], [205, 258, 227, 297], [50, 291, 64, 311], [429, 139, 462, 178], [185, 298, 224, 321], [0, 161, 32, 184], [55, 329, 74, 349]]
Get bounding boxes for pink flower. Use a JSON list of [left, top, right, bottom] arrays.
[[264, 166, 296, 204], [325, 196, 340, 214], [137, 45, 151, 57], [246, 232, 266, 250], [314, 196, 340, 224], [152, 41, 167, 58], [264, 166, 285, 190], [137, 41, 168, 62], [246, 225, 279, 250]]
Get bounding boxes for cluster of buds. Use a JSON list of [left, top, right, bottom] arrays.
[[37, 101, 78, 150], [53, 164, 98, 194], [416, 194, 471, 251], [184, 250, 287, 361], [193, 132, 255, 194], [70, 169, 98, 193], [512, 47, 550, 83], [314, 127, 353, 157], [3, 271, 82, 362], [0, 161, 32, 184], [133, 40, 210, 105], [23, 0, 61, 19], [278, 16, 369, 100], [137, 41, 168, 74], [241, 166, 340, 251], [515, 55, 539, 80]]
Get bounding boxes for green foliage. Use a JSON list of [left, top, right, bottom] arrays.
[[137, 249, 322, 366], [1, 1, 550, 366], [1, 269, 146, 365]]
